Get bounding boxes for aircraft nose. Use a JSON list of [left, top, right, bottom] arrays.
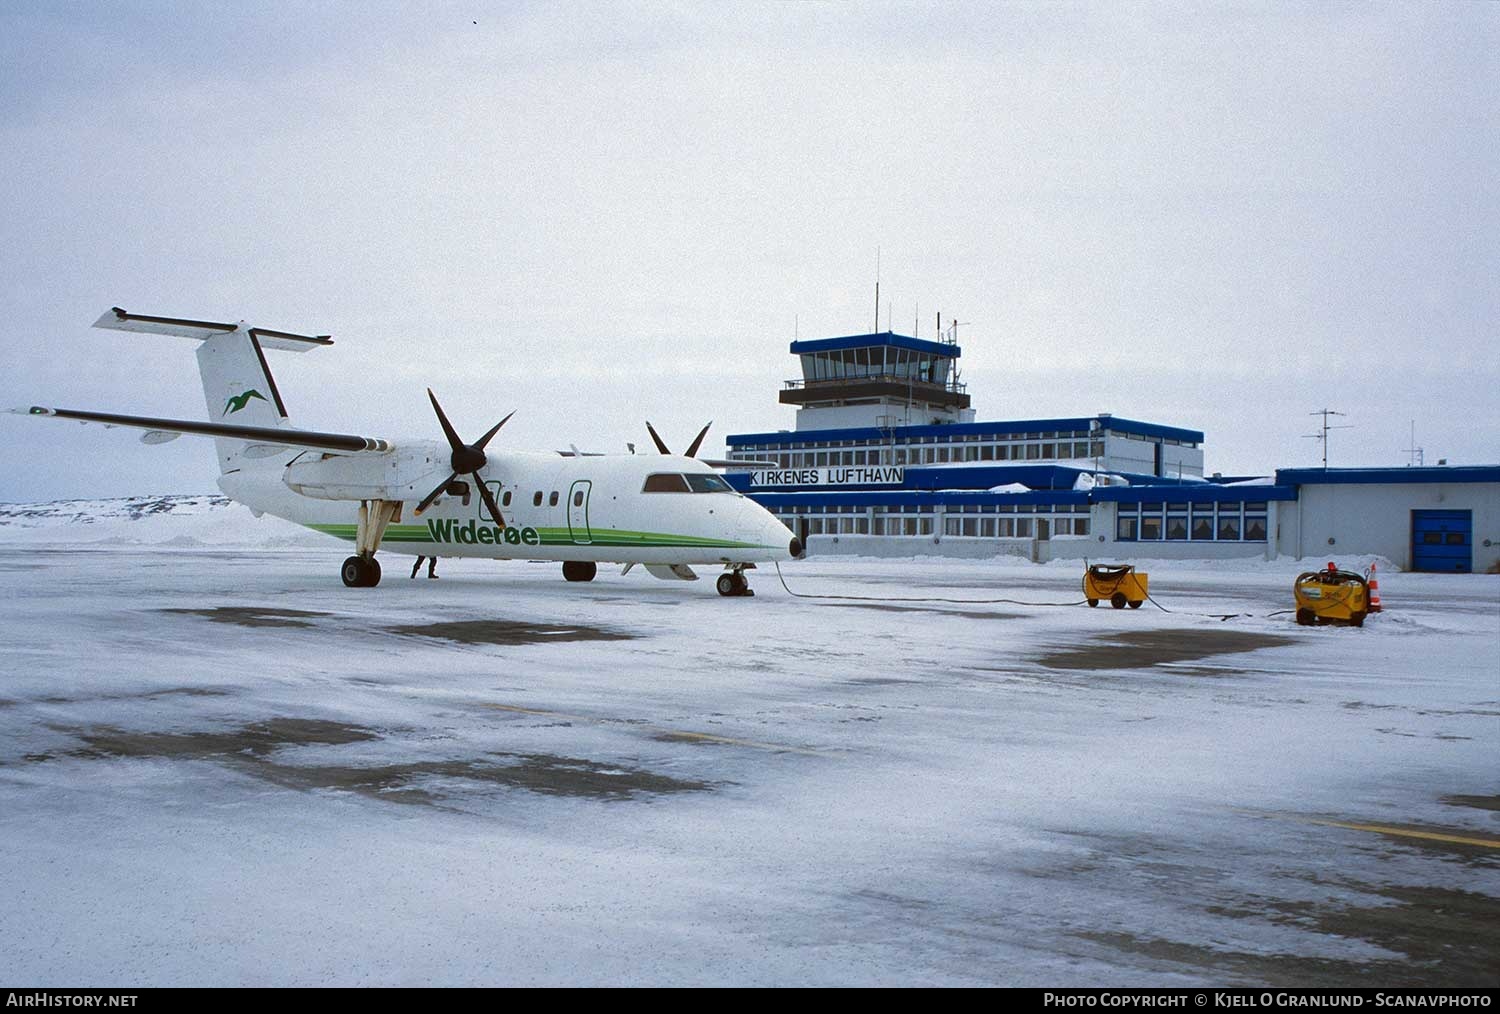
[[743, 501, 798, 559]]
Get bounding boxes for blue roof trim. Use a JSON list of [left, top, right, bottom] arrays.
[[1275, 466, 1500, 486], [745, 486, 1295, 509], [904, 464, 1080, 490], [727, 414, 1204, 446], [724, 463, 1200, 495], [1099, 417, 1207, 443], [749, 490, 1091, 508], [789, 332, 959, 359], [1091, 485, 1298, 503]]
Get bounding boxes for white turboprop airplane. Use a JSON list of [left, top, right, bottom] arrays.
[[18, 308, 802, 595]]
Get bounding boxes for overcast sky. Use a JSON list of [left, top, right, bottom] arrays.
[[2, 1, 1495, 500]]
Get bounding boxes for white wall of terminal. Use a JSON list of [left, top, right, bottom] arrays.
[[801, 501, 1280, 563], [732, 425, 1205, 479], [796, 483, 1500, 572], [1279, 480, 1499, 572], [1105, 433, 1203, 480]]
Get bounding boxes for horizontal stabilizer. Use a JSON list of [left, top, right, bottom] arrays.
[[93, 307, 332, 351], [18, 406, 390, 454]]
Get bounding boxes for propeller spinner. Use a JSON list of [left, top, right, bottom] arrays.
[[413, 388, 514, 522]]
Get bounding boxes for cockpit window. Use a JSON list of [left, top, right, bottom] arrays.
[[643, 472, 735, 493], [643, 473, 691, 493], [684, 473, 733, 493]]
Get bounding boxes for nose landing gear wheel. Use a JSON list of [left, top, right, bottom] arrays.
[[341, 555, 381, 588], [716, 572, 751, 597]]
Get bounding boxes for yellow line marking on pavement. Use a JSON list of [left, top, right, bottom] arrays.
[[1236, 809, 1500, 850], [480, 703, 826, 756], [1305, 818, 1500, 850]]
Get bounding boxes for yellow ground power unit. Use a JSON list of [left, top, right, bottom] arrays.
[[1293, 564, 1370, 627], [1084, 564, 1149, 609]]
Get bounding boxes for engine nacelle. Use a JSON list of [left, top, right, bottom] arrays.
[[283, 444, 451, 502]]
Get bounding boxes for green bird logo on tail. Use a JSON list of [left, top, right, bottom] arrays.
[[224, 389, 268, 415]]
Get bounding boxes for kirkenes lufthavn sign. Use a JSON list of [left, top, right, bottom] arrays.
[[747, 466, 904, 488]]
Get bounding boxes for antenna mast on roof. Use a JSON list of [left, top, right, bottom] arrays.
[[1304, 408, 1353, 468], [873, 247, 880, 334], [1404, 420, 1424, 467]]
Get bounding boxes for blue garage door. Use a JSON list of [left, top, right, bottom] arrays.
[[1411, 510, 1472, 573]]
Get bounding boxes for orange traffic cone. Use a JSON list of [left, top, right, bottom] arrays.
[[1367, 562, 1382, 612]]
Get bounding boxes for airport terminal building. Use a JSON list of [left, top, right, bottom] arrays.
[[724, 330, 1499, 572]]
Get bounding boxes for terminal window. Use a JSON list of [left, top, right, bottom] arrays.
[[1115, 502, 1267, 542]]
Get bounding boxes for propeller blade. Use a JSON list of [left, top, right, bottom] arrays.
[[683, 421, 713, 458], [427, 388, 464, 453], [413, 471, 458, 516], [473, 411, 516, 452], [472, 471, 505, 527], [645, 421, 671, 455]]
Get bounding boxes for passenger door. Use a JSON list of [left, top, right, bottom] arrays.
[[568, 480, 593, 545]]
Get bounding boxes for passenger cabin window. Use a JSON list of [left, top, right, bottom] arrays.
[[643, 473, 691, 493], [532, 491, 543, 507], [502, 491, 513, 507], [573, 490, 584, 507], [548, 491, 559, 507]]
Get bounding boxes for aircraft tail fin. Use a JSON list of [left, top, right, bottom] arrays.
[[93, 307, 333, 473]]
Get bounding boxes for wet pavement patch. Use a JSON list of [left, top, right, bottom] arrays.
[[390, 619, 634, 645], [1170, 885, 1500, 986], [1037, 628, 1295, 671], [1442, 794, 1500, 813], [1054, 824, 1500, 985], [251, 752, 712, 804], [25, 719, 705, 804], [161, 607, 333, 628], [33, 687, 233, 706], [61, 718, 378, 760]]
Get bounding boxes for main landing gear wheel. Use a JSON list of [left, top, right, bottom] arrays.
[[562, 560, 597, 583], [716, 572, 751, 597], [341, 555, 381, 588]]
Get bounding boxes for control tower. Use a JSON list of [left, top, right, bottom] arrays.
[[780, 328, 974, 432]]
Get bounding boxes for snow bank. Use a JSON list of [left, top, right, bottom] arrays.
[[0, 495, 327, 549]]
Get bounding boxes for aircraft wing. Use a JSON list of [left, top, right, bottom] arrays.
[[18, 405, 391, 454], [699, 457, 776, 469]]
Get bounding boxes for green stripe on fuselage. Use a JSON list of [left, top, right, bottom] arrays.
[[304, 521, 767, 550]]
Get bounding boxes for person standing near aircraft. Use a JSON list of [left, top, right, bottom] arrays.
[[410, 555, 438, 579]]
